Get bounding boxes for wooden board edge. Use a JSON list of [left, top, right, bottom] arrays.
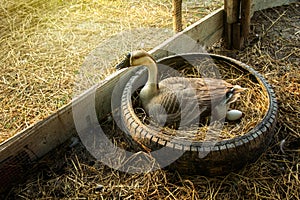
[[150, 7, 224, 59], [0, 69, 127, 160], [251, 0, 299, 15]]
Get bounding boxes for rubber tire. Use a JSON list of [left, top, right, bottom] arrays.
[[120, 53, 278, 175]]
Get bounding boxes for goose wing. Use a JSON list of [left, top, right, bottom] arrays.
[[159, 77, 232, 108], [191, 77, 233, 106], [145, 89, 182, 127]]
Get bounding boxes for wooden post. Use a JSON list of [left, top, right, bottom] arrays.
[[224, 0, 240, 49], [172, 0, 182, 33], [240, 0, 252, 45], [224, 0, 251, 49], [232, 23, 242, 49], [225, 0, 239, 24]]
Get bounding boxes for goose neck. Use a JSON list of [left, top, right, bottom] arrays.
[[145, 60, 158, 86]]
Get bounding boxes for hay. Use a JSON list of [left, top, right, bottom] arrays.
[[3, 1, 300, 200], [0, 0, 223, 143], [0, 0, 219, 143]]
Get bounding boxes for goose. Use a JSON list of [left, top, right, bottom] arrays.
[[116, 50, 246, 128]]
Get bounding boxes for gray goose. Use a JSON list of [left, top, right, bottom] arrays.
[[117, 50, 245, 128]]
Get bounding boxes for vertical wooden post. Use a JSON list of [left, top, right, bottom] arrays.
[[172, 0, 182, 33], [241, 0, 252, 45], [232, 23, 242, 49], [224, 0, 251, 49], [225, 0, 239, 24], [224, 0, 240, 49]]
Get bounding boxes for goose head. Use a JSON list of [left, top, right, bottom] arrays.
[[116, 50, 156, 69], [225, 85, 247, 104], [116, 50, 158, 88]]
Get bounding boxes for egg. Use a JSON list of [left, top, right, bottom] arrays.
[[226, 109, 243, 121]]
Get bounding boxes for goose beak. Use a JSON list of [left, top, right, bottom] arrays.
[[116, 53, 131, 69], [223, 85, 247, 105], [232, 85, 247, 93]]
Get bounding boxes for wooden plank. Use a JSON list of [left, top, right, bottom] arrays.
[[225, 0, 298, 49], [0, 68, 137, 193], [150, 8, 224, 59], [251, 0, 298, 15], [0, 69, 127, 161]]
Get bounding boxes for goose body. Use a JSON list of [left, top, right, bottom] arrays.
[[117, 50, 245, 127]]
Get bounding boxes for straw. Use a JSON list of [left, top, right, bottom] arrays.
[[4, 1, 300, 199], [2, 0, 223, 142]]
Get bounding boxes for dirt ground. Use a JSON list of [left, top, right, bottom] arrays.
[[4, 2, 300, 200]]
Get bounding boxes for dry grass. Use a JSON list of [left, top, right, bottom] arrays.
[[2, 1, 300, 200], [0, 0, 223, 143]]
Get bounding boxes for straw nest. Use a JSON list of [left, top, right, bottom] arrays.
[[4, 1, 300, 200], [132, 56, 269, 141]]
